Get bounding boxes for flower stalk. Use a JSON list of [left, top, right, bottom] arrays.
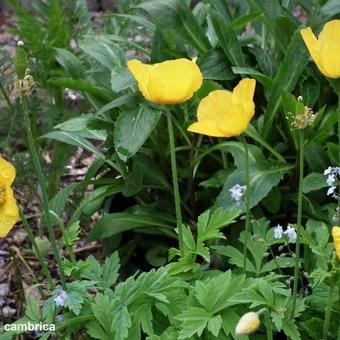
[[166, 108, 184, 257], [242, 135, 251, 273], [21, 96, 66, 289], [323, 283, 335, 340], [19, 207, 55, 289], [290, 130, 304, 318]]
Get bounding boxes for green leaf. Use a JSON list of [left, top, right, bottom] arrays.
[[321, 0, 340, 19], [111, 304, 132, 340], [175, 307, 212, 339], [25, 299, 40, 322], [303, 173, 328, 193], [63, 221, 80, 246], [262, 31, 309, 138], [232, 66, 273, 88], [47, 77, 113, 101], [214, 245, 256, 273], [214, 142, 293, 211], [91, 294, 114, 335], [231, 10, 264, 29], [134, 304, 154, 336], [102, 252, 120, 288], [42, 130, 106, 160], [210, 10, 245, 67], [86, 321, 110, 340], [207, 315, 222, 337], [137, 0, 211, 53], [283, 320, 301, 340], [114, 106, 160, 161], [198, 48, 235, 81], [95, 93, 140, 117], [88, 209, 176, 241], [54, 48, 84, 79], [111, 67, 135, 92], [197, 208, 240, 243], [79, 37, 125, 68]]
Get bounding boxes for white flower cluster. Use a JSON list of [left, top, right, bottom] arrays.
[[229, 184, 247, 203], [273, 224, 297, 243], [324, 166, 340, 197]]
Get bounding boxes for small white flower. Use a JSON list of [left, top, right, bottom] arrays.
[[54, 289, 68, 307], [229, 184, 247, 203], [324, 166, 332, 175], [284, 226, 297, 243], [273, 224, 284, 239], [326, 174, 336, 186], [327, 186, 336, 196]]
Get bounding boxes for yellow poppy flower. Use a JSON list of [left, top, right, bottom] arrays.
[[0, 157, 19, 237], [187, 78, 256, 137], [332, 226, 340, 260], [300, 20, 340, 79], [127, 58, 203, 104]]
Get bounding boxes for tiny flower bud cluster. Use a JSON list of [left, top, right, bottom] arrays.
[[273, 224, 297, 243], [324, 166, 340, 198]]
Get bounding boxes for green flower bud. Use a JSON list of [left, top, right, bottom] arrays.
[[14, 41, 28, 79], [34, 236, 50, 257]]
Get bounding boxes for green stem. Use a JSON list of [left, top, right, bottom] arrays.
[[166, 108, 184, 257], [338, 95, 340, 167], [323, 284, 335, 340], [19, 208, 55, 289], [0, 80, 15, 114], [290, 130, 304, 319], [242, 135, 251, 273], [50, 211, 77, 265], [264, 310, 273, 340], [21, 97, 66, 289]]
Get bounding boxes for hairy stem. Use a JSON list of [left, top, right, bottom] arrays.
[[19, 208, 55, 289], [290, 130, 304, 318], [21, 97, 66, 289], [323, 284, 335, 340], [166, 108, 184, 257], [242, 135, 251, 273]]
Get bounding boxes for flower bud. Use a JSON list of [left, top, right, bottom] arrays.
[[14, 41, 28, 79], [235, 312, 260, 336], [34, 236, 50, 257]]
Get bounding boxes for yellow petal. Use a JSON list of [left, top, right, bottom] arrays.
[[147, 58, 203, 104], [0, 187, 19, 238], [188, 79, 256, 138], [300, 27, 328, 76], [318, 20, 340, 78], [0, 157, 16, 186], [232, 78, 256, 121], [187, 121, 226, 137], [127, 59, 156, 101], [332, 226, 340, 260]]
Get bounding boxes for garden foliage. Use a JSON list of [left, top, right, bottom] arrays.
[[1, 0, 340, 339]]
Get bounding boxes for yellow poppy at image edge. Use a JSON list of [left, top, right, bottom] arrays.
[[187, 78, 256, 137], [332, 226, 340, 260], [0, 157, 19, 237], [127, 58, 203, 104], [300, 20, 340, 79]]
